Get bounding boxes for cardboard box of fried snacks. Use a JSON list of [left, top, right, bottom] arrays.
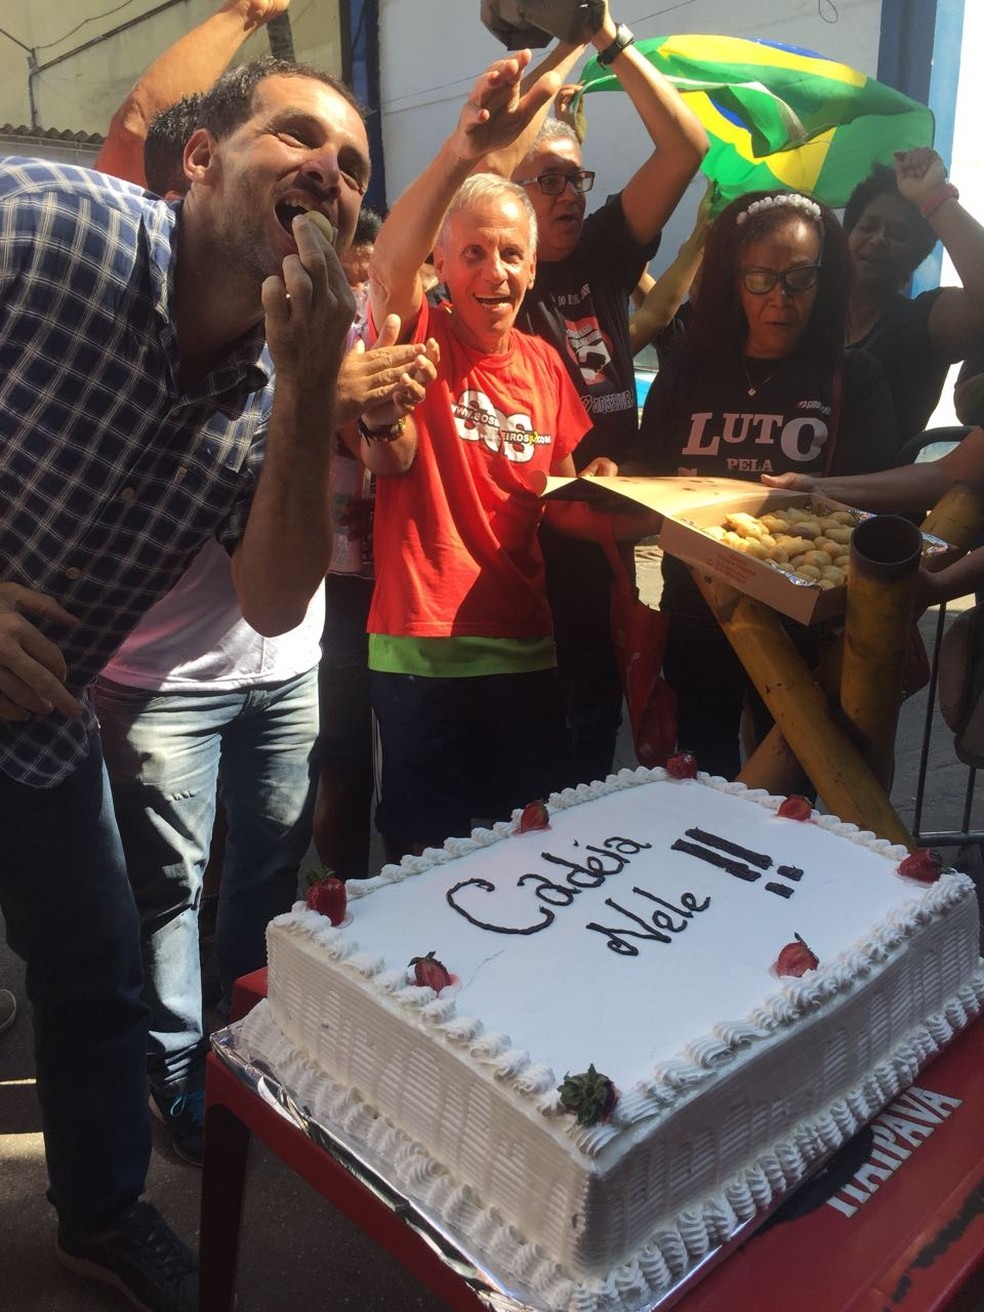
[[535, 474, 950, 626]]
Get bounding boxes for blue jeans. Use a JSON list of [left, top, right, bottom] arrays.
[[94, 668, 319, 1094], [0, 734, 151, 1228]]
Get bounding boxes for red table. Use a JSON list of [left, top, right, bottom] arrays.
[[200, 968, 984, 1312]]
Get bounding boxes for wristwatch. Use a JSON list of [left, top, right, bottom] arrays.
[[597, 22, 635, 67], [357, 415, 406, 444]]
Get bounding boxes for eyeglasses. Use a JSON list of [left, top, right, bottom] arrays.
[[741, 264, 822, 295], [515, 170, 596, 196]]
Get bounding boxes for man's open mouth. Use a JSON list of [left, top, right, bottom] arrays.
[[275, 200, 334, 242]]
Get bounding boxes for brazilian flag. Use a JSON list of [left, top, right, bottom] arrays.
[[580, 34, 935, 212]]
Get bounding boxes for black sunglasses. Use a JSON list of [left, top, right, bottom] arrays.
[[741, 264, 822, 295], [515, 170, 596, 196]]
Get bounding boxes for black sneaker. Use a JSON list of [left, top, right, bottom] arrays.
[[56, 1200, 198, 1312], [148, 1085, 204, 1167]]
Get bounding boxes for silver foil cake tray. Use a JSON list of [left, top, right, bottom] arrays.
[[210, 1021, 833, 1312]]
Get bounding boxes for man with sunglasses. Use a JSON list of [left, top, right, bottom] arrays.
[[502, 6, 708, 789]]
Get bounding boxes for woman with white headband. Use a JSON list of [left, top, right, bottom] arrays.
[[634, 187, 898, 779]]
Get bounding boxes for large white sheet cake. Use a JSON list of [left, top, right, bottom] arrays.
[[240, 768, 984, 1310]]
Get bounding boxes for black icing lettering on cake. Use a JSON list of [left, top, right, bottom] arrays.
[[685, 828, 772, 870], [446, 839, 656, 934], [539, 847, 631, 888], [778, 864, 804, 881], [680, 890, 712, 914], [518, 874, 577, 906], [634, 887, 711, 919], [672, 838, 762, 881], [447, 878, 555, 935], [765, 881, 794, 898], [446, 836, 651, 935], [604, 837, 653, 856], [587, 889, 711, 955]]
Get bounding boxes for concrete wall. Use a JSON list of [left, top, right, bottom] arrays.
[[0, 0, 344, 140], [377, 0, 886, 272]]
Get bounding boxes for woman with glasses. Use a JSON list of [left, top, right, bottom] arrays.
[[843, 148, 984, 452], [635, 189, 898, 779]]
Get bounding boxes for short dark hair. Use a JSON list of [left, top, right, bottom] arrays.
[[144, 94, 203, 197], [688, 189, 851, 369], [195, 56, 364, 142], [842, 163, 937, 269], [353, 206, 384, 248]]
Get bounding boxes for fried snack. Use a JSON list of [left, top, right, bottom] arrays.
[[812, 536, 840, 556], [759, 513, 789, 535], [306, 211, 337, 245], [790, 517, 822, 539], [734, 538, 771, 560], [799, 549, 834, 569], [824, 526, 854, 546], [773, 535, 814, 558], [821, 511, 856, 528], [724, 511, 771, 540], [697, 502, 856, 589]]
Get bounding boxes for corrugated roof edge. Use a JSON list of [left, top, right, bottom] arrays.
[[0, 124, 104, 144]]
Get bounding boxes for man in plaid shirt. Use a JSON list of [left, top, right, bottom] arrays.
[[0, 57, 429, 1311]]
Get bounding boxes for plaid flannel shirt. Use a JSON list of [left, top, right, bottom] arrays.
[[0, 158, 274, 786]]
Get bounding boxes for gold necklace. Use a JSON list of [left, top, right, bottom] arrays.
[[741, 356, 785, 397]]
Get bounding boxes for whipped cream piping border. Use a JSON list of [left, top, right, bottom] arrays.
[[274, 767, 976, 1159], [241, 971, 984, 1312]]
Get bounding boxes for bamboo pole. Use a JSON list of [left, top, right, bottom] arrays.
[[689, 568, 912, 846], [838, 516, 922, 787], [739, 639, 842, 794], [740, 479, 984, 794]]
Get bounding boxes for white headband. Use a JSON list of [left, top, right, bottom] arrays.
[[736, 193, 822, 226]]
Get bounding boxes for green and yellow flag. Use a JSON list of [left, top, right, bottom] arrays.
[[580, 34, 934, 212]]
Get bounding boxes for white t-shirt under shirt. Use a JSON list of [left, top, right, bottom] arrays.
[[100, 536, 324, 692]]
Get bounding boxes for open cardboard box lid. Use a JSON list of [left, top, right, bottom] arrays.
[[534, 472, 782, 517], [534, 474, 885, 626]]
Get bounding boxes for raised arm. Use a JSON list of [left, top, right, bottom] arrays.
[[369, 50, 558, 340], [628, 182, 711, 354], [894, 148, 984, 360], [588, 4, 708, 245], [231, 214, 355, 634], [762, 425, 984, 515], [478, 43, 588, 180], [96, 0, 291, 186]]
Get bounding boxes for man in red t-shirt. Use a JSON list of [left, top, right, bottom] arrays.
[[363, 51, 648, 858]]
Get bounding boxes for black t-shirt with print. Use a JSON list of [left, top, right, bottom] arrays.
[[636, 344, 898, 616], [851, 288, 948, 449], [516, 194, 658, 467]]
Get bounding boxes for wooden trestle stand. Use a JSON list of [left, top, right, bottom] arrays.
[[702, 482, 984, 846]]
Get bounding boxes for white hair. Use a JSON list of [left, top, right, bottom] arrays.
[[529, 118, 580, 153], [436, 172, 538, 252]]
